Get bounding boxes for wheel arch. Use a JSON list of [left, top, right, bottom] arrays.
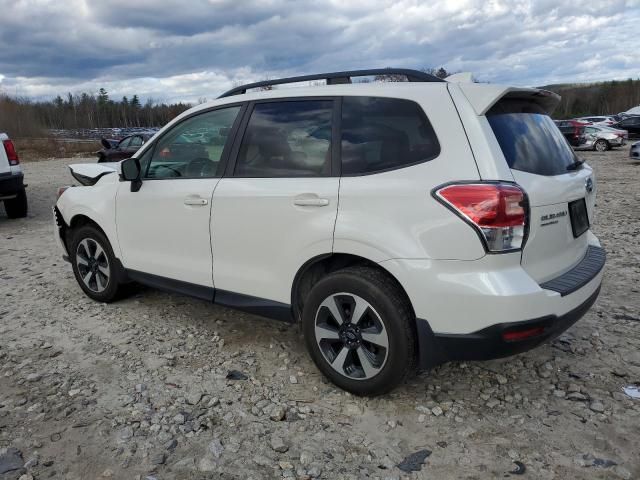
[[66, 213, 127, 283], [291, 253, 416, 324]]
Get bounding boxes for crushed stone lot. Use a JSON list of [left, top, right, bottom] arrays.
[[1, 150, 639, 480]]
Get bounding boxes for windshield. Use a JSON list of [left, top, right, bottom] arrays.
[[487, 100, 578, 176]]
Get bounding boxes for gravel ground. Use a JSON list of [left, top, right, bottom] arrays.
[[1, 149, 639, 480]]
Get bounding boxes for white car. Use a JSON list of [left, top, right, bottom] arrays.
[[0, 132, 28, 218], [54, 69, 605, 395], [575, 125, 627, 151], [575, 116, 617, 126]]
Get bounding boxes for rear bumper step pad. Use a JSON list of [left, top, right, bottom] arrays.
[[539, 245, 606, 296]]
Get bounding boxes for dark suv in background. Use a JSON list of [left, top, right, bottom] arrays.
[[612, 116, 640, 138]]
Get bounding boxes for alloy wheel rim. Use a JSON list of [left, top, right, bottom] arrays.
[[596, 141, 606, 151], [314, 293, 389, 380], [76, 238, 110, 293]]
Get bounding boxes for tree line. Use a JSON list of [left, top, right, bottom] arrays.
[[0, 88, 191, 137], [2, 75, 639, 137], [545, 79, 640, 119]]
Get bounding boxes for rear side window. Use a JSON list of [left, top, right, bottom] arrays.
[[487, 99, 577, 176], [341, 97, 440, 175], [234, 100, 333, 177]]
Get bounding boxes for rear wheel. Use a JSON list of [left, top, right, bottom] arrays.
[[4, 188, 28, 218], [302, 266, 416, 396], [594, 139, 609, 152], [70, 225, 122, 302]]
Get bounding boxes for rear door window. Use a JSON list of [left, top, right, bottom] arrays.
[[341, 97, 440, 175], [487, 99, 578, 176], [118, 137, 132, 149], [234, 100, 333, 177]]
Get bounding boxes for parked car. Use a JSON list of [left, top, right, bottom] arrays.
[[631, 141, 640, 159], [555, 120, 588, 147], [54, 68, 605, 395], [611, 116, 640, 138], [0, 132, 28, 218], [575, 125, 626, 151], [575, 116, 617, 126], [599, 125, 629, 141], [97, 134, 150, 162]]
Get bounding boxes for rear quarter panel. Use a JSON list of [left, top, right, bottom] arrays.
[[333, 84, 485, 261]]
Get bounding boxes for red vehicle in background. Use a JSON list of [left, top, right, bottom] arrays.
[[554, 119, 590, 147]]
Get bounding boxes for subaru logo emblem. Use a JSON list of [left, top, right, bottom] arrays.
[[585, 177, 593, 193]]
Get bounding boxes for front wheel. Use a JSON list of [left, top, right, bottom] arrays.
[[70, 225, 122, 302], [302, 266, 416, 396], [594, 139, 609, 152]]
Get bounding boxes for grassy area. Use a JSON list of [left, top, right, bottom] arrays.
[[14, 137, 101, 160]]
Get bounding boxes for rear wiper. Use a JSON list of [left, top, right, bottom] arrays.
[[567, 158, 585, 171]]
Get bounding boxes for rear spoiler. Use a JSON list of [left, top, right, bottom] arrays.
[[455, 83, 561, 116]]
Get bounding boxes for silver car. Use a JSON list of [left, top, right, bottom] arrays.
[[575, 125, 626, 151], [631, 141, 640, 159]]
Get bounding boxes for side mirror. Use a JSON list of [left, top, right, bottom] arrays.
[[120, 158, 142, 192]]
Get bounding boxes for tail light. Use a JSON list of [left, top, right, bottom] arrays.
[[434, 183, 528, 252], [2, 139, 19, 165]]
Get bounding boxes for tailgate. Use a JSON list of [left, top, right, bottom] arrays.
[[485, 96, 596, 283], [512, 167, 595, 283]]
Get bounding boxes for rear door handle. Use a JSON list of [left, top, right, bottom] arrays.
[[293, 197, 330, 207], [184, 197, 208, 206]]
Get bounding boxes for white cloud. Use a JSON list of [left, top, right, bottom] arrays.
[[0, 0, 638, 102]]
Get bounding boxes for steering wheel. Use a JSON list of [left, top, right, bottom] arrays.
[[186, 157, 216, 177]]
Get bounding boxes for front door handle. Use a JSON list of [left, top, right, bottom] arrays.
[[294, 197, 329, 207], [184, 197, 208, 206]]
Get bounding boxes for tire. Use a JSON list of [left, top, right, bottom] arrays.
[[302, 266, 416, 396], [4, 188, 28, 219], [70, 225, 122, 302], [97, 154, 106, 163], [594, 139, 609, 152]]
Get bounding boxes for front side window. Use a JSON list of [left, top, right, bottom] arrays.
[[146, 106, 241, 179], [341, 96, 440, 175], [129, 136, 143, 148], [234, 100, 333, 177]]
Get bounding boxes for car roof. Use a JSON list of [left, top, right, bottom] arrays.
[[185, 81, 452, 115]]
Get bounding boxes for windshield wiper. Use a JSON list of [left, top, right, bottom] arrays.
[[567, 158, 585, 171]]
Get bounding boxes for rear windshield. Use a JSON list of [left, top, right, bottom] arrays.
[[487, 99, 577, 176]]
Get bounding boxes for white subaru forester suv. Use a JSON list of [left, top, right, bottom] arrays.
[[54, 69, 605, 395]]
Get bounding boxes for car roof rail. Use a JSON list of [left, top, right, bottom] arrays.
[[217, 68, 444, 98]]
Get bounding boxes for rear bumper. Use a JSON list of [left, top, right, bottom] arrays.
[[0, 172, 24, 197], [419, 285, 600, 366], [413, 245, 605, 368]]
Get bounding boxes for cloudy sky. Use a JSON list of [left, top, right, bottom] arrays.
[[0, 0, 639, 104]]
